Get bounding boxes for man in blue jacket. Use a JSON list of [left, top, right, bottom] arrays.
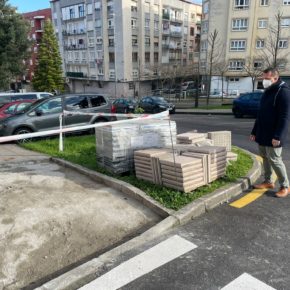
[[250, 67, 290, 198]]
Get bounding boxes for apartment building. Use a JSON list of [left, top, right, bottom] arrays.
[[19, 9, 52, 90], [201, 0, 290, 95], [50, 0, 201, 97]]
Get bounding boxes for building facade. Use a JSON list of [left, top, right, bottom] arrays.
[[21, 9, 52, 90], [201, 0, 290, 95], [50, 0, 201, 97]]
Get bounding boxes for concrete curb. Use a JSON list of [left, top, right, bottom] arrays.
[[38, 149, 261, 290]]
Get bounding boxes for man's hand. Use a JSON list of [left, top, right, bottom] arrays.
[[272, 139, 280, 147], [250, 135, 256, 141]]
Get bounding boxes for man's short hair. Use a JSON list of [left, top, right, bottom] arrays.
[[263, 67, 279, 76]]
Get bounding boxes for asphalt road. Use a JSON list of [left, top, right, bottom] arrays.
[[80, 115, 290, 290]]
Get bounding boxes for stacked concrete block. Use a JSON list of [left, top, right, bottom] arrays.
[[181, 146, 227, 183], [227, 151, 238, 162], [95, 120, 176, 174], [134, 149, 169, 184], [158, 154, 207, 193], [177, 132, 207, 144], [208, 131, 232, 152]]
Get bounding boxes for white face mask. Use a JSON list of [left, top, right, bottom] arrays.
[[263, 79, 272, 89]]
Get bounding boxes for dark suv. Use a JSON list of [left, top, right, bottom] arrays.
[[232, 91, 263, 118], [0, 94, 116, 138], [138, 96, 175, 114]]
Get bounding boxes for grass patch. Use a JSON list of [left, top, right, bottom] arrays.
[[22, 136, 253, 210]]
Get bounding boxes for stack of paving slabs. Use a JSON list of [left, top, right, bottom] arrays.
[[181, 146, 227, 183], [95, 120, 176, 174], [134, 149, 169, 184], [207, 131, 232, 152], [158, 154, 206, 193], [227, 151, 238, 162], [177, 132, 207, 144]]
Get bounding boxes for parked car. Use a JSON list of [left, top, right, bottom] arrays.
[[181, 81, 195, 91], [232, 91, 263, 118], [0, 92, 53, 104], [0, 94, 117, 140], [113, 98, 138, 113], [0, 100, 35, 119], [138, 96, 175, 114]]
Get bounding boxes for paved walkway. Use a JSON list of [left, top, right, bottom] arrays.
[[0, 145, 160, 290]]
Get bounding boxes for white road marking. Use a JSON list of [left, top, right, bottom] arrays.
[[222, 273, 276, 290], [78, 235, 197, 290]]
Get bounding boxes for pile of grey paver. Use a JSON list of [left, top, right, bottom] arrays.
[[95, 120, 176, 174]]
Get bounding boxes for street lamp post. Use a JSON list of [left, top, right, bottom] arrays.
[[113, 13, 117, 98]]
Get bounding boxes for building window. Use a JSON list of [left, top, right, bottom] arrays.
[[87, 4, 93, 15], [201, 41, 207, 52], [132, 70, 138, 78], [69, 8, 75, 19], [228, 60, 245, 71], [234, 0, 249, 9], [131, 5, 137, 12], [132, 36, 138, 46], [82, 51, 86, 60], [78, 4, 85, 17], [256, 39, 265, 49], [253, 60, 263, 69], [108, 19, 114, 29], [190, 27, 194, 36], [154, 20, 159, 31], [232, 18, 248, 31], [109, 52, 115, 63], [96, 19, 102, 27], [154, 38, 159, 47], [145, 52, 150, 62], [260, 0, 269, 5], [145, 19, 150, 28], [109, 69, 115, 78], [278, 39, 288, 48], [230, 40, 246, 51], [145, 37, 150, 47], [88, 37, 94, 47], [96, 37, 102, 44], [283, 0, 290, 4], [30, 20, 34, 27], [98, 67, 104, 75], [202, 21, 208, 33], [74, 51, 79, 60], [229, 77, 240, 82], [108, 37, 114, 47], [132, 52, 138, 62], [131, 18, 137, 29], [258, 18, 268, 28], [154, 52, 158, 62], [281, 18, 290, 27]]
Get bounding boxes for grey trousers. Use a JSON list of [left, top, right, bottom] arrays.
[[258, 145, 289, 188]]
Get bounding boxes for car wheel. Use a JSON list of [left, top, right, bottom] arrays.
[[13, 127, 33, 143]]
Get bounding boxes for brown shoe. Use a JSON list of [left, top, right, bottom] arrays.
[[275, 187, 290, 198], [254, 182, 275, 189]]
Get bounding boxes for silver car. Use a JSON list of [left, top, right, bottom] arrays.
[[0, 94, 116, 138]]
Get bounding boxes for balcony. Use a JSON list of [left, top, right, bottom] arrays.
[[64, 45, 87, 50], [66, 72, 85, 78], [170, 18, 183, 24], [170, 31, 182, 37], [162, 43, 169, 49], [62, 29, 86, 36], [162, 29, 170, 35]]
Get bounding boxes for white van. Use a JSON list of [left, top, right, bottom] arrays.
[[0, 92, 53, 103]]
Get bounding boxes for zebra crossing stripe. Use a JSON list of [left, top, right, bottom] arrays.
[[78, 235, 197, 290], [221, 273, 276, 290]]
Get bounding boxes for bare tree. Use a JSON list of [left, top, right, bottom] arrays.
[[258, 11, 287, 69], [242, 57, 264, 92], [214, 59, 228, 102], [205, 29, 220, 106]]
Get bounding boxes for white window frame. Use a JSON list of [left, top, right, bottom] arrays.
[[281, 18, 290, 27], [232, 18, 248, 31], [109, 69, 115, 78], [234, 0, 249, 10], [131, 18, 137, 29], [228, 60, 245, 71], [283, 0, 290, 5], [258, 18, 268, 28], [96, 37, 103, 44], [256, 39, 265, 49], [230, 40, 246, 51], [278, 39, 288, 48], [260, 0, 269, 5]]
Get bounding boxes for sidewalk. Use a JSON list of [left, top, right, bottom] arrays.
[[0, 145, 161, 290]]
